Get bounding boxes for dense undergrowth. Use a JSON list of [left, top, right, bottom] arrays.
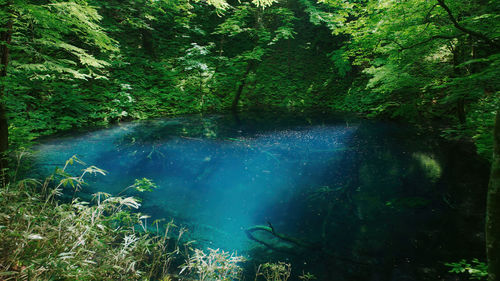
[[0, 155, 181, 280]]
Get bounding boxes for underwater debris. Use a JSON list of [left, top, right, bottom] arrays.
[[245, 223, 371, 267]]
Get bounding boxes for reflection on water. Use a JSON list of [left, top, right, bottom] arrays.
[[33, 112, 489, 280]]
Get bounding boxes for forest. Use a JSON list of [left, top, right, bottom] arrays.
[[0, 0, 499, 280]]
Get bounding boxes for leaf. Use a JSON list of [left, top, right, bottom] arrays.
[[27, 234, 44, 240]]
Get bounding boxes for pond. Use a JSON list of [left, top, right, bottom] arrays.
[[33, 111, 489, 280]]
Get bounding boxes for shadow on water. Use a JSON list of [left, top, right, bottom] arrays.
[[32, 111, 489, 281]]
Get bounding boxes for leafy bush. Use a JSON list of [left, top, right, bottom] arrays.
[[445, 259, 488, 280]]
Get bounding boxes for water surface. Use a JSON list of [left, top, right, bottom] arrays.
[[33, 112, 488, 280]]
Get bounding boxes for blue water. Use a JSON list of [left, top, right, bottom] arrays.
[[33, 112, 488, 280]]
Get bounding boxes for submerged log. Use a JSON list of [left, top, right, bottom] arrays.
[[245, 224, 311, 250], [245, 223, 371, 266]]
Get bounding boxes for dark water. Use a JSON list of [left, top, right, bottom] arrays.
[[33, 112, 489, 280]]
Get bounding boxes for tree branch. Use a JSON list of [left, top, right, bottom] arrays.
[[245, 224, 372, 266], [399, 34, 461, 51], [436, 0, 500, 49], [424, 4, 439, 22]]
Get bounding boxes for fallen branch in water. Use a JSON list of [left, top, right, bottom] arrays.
[[245, 223, 372, 266], [247, 223, 311, 249]]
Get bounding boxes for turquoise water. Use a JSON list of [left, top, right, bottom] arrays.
[[33, 112, 488, 280]]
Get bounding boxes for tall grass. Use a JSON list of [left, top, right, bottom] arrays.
[[0, 155, 183, 280]]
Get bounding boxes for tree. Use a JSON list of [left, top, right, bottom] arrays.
[[0, 0, 117, 168], [213, 1, 296, 110], [315, 0, 498, 122], [0, 0, 13, 175], [487, 111, 500, 281]]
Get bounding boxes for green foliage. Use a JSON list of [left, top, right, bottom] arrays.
[[328, 48, 351, 77], [11, 1, 117, 79], [255, 262, 292, 281], [298, 271, 317, 280], [132, 178, 158, 192], [440, 94, 499, 160], [2, 0, 497, 162], [180, 248, 246, 281], [4, 0, 120, 147], [311, 0, 500, 157], [445, 259, 488, 280]]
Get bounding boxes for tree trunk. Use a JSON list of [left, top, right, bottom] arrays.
[[487, 111, 500, 281], [451, 40, 467, 124], [141, 28, 155, 58], [457, 98, 466, 124], [0, 1, 13, 177], [231, 63, 252, 112], [436, 0, 500, 50]]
